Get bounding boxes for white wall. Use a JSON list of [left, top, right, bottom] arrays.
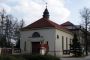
[[20, 28, 73, 56], [20, 28, 56, 55], [55, 29, 73, 56]]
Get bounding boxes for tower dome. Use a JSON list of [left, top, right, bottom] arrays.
[[43, 7, 49, 19]]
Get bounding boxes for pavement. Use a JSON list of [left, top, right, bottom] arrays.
[[61, 53, 90, 60]]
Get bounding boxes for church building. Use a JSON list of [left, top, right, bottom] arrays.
[[20, 7, 73, 56]]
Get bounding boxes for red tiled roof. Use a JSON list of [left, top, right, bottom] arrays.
[[22, 18, 64, 30], [24, 18, 55, 29], [21, 18, 72, 34], [60, 21, 74, 26]]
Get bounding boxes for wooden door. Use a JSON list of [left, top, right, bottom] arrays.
[[32, 42, 40, 54]]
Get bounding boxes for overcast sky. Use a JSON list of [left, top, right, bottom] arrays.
[[0, 0, 90, 26]]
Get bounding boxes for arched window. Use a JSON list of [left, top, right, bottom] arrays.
[[32, 32, 40, 38]]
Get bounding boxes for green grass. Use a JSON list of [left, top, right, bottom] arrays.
[[0, 54, 60, 60]]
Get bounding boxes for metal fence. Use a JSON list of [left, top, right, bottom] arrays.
[[0, 48, 21, 55]]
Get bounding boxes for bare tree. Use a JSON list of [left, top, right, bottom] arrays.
[[80, 7, 90, 30], [80, 7, 90, 55], [15, 19, 25, 48], [20, 19, 25, 28], [0, 9, 7, 47], [0, 9, 25, 48]]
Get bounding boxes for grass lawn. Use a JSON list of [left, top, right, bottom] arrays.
[[0, 54, 60, 60]]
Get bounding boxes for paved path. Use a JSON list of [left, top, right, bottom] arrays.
[[61, 55, 90, 60], [61, 57, 85, 60]]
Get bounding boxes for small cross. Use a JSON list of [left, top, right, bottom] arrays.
[[46, 2, 47, 8]]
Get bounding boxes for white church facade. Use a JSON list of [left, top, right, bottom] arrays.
[[20, 8, 73, 56]]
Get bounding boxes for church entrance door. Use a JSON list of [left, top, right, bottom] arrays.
[[32, 42, 40, 54]]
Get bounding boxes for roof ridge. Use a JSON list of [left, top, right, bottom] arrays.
[[60, 21, 74, 26]]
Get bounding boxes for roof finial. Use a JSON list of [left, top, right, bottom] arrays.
[[43, 0, 47, 7], [43, 2, 49, 19], [46, 2, 47, 8]]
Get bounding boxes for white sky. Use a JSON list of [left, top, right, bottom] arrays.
[[0, 0, 90, 26]]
